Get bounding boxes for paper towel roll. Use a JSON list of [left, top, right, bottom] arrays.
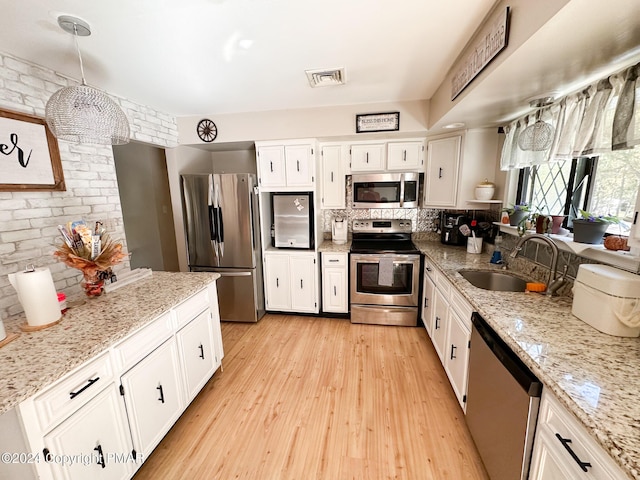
[[10, 268, 61, 327]]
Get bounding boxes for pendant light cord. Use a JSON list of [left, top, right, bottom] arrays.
[[73, 24, 87, 86]]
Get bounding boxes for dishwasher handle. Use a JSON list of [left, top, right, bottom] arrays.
[[471, 312, 542, 397]]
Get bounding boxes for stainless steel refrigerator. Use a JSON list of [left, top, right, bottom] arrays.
[[181, 173, 265, 322]]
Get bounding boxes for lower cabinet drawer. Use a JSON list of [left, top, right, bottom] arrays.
[[534, 391, 628, 480], [33, 351, 113, 433], [112, 312, 173, 372], [174, 288, 209, 329]]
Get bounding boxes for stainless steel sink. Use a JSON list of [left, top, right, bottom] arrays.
[[458, 270, 528, 292]]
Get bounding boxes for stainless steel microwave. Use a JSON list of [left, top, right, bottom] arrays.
[[352, 172, 420, 209]]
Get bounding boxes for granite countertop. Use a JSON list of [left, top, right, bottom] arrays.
[[0, 271, 220, 416], [318, 239, 351, 253], [414, 240, 640, 480]]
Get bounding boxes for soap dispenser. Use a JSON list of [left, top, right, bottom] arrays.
[[490, 235, 503, 264]]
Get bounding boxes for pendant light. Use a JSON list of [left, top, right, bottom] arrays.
[[45, 15, 130, 145], [517, 97, 555, 152]]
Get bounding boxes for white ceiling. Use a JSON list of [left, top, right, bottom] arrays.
[[0, 0, 639, 132], [0, 0, 495, 117]]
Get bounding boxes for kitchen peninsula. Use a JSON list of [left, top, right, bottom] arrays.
[[0, 271, 222, 480], [414, 240, 640, 480]]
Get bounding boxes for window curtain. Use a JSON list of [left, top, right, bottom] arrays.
[[500, 61, 640, 171]]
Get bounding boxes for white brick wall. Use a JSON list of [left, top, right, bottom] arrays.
[[0, 52, 179, 321]]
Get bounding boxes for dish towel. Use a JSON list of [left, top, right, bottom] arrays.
[[378, 257, 395, 286]]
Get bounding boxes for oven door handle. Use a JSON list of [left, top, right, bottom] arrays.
[[350, 254, 420, 262]]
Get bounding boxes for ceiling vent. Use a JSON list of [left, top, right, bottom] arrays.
[[305, 68, 346, 88]]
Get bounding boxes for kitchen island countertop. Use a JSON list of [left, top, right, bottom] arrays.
[[0, 271, 220, 416], [414, 240, 640, 480]]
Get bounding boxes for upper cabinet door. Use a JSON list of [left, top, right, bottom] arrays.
[[387, 141, 423, 171], [285, 144, 314, 187], [424, 135, 461, 207], [257, 146, 287, 188], [320, 144, 346, 209], [350, 144, 385, 172]]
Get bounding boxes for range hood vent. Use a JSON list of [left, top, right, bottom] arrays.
[[305, 68, 346, 87]]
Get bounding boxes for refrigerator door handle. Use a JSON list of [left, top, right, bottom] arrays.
[[208, 205, 217, 241], [209, 204, 220, 259], [214, 184, 225, 258]]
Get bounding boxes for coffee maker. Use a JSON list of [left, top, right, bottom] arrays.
[[440, 211, 469, 246]]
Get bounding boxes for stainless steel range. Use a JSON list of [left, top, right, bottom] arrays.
[[350, 219, 421, 326]]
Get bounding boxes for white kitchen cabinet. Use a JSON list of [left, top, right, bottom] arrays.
[[290, 255, 317, 312], [319, 144, 346, 209], [256, 145, 287, 188], [387, 141, 424, 171], [264, 252, 318, 313], [16, 283, 223, 480], [423, 260, 472, 411], [529, 390, 628, 480], [350, 143, 385, 172], [120, 338, 184, 457], [431, 288, 449, 363], [422, 260, 436, 336], [424, 135, 461, 207], [256, 141, 316, 190], [43, 387, 133, 480], [285, 144, 314, 187], [321, 252, 348, 313], [264, 254, 292, 310], [176, 310, 216, 403], [424, 129, 500, 208], [444, 308, 471, 410]]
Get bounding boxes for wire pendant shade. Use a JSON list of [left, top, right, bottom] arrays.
[[46, 84, 130, 145], [45, 15, 130, 145], [518, 119, 554, 151]]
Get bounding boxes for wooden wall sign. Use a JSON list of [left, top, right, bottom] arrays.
[[0, 109, 65, 192], [451, 6, 510, 100]]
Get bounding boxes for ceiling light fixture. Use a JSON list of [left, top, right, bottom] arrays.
[[518, 97, 555, 151], [45, 15, 130, 145]]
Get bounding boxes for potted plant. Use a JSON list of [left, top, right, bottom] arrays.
[[502, 203, 531, 228], [572, 210, 619, 244]]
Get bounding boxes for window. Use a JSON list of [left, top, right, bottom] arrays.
[[517, 149, 640, 235]]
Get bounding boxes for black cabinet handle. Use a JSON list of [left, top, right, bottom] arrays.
[[426, 266, 432, 272], [435, 316, 440, 330], [555, 433, 592, 472], [198, 344, 205, 359], [331, 172, 334, 182], [269, 161, 273, 172], [333, 286, 337, 296], [438, 167, 443, 178], [94, 444, 106, 469], [403, 150, 407, 162], [276, 278, 279, 288], [296, 160, 300, 172], [43, 448, 51, 462], [366, 152, 369, 163], [300, 279, 303, 289], [69, 377, 100, 399], [157, 384, 165, 404], [450, 344, 457, 360]]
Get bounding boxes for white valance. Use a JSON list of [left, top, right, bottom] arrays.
[[501, 61, 640, 171]]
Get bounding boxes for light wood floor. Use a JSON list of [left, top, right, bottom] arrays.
[[133, 314, 489, 479]]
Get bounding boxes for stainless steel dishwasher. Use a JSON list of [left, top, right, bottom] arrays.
[[465, 312, 542, 480]]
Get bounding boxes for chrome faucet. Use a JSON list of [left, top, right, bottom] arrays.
[[509, 233, 567, 296]]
